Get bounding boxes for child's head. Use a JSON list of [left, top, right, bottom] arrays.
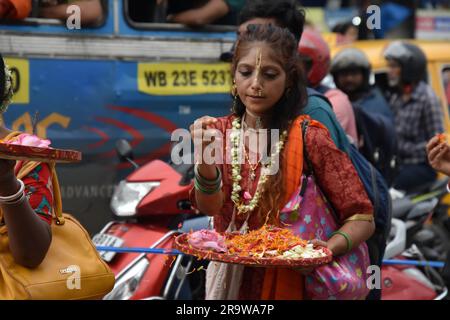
[[238, 0, 305, 43], [231, 24, 307, 130]]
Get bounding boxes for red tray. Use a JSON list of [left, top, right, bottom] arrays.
[[0, 143, 82, 163], [174, 233, 333, 268]]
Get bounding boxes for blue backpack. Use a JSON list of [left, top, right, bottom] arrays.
[[306, 88, 392, 300]]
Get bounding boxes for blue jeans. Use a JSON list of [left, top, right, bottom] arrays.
[[393, 163, 437, 193]]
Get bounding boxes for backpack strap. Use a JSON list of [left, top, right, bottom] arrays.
[[306, 87, 333, 107]]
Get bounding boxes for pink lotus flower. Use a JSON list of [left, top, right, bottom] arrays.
[[9, 134, 51, 148]]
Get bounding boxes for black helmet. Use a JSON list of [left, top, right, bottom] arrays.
[[330, 48, 371, 73], [383, 41, 427, 84], [330, 47, 371, 88]]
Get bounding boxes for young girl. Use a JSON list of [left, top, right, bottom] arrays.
[[0, 55, 53, 268], [189, 25, 375, 299]]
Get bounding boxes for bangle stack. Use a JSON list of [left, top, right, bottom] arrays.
[[194, 164, 222, 195], [0, 179, 26, 206], [330, 230, 353, 254]]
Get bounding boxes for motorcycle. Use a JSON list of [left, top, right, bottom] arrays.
[[382, 182, 449, 300], [92, 140, 207, 300]]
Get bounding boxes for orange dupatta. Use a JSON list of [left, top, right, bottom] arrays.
[[261, 115, 326, 300]]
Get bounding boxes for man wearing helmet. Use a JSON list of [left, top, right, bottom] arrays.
[[330, 48, 398, 185], [298, 28, 359, 145], [384, 41, 444, 192], [330, 48, 393, 119]]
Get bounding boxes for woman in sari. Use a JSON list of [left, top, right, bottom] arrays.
[[189, 25, 375, 300]]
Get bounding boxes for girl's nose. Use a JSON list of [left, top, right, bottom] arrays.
[[250, 74, 263, 89]]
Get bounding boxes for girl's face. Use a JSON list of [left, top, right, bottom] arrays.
[[234, 43, 287, 116]]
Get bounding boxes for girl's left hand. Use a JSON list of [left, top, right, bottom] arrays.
[[294, 239, 329, 275]]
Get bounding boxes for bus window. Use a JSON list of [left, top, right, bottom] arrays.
[[127, 0, 166, 23], [1, 0, 107, 28], [124, 0, 238, 31]]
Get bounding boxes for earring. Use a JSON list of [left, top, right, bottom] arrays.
[[231, 79, 237, 97], [231, 92, 238, 113]]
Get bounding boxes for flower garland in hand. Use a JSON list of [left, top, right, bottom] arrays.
[[230, 117, 288, 215]]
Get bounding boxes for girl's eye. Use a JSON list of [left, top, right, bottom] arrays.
[[239, 70, 252, 77], [265, 73, 278, 79]]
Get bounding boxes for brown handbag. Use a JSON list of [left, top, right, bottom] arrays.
[[0, 133, 115, 300]]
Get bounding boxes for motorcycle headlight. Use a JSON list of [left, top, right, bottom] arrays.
[[111, 181, 160, 217], [103, 258, 150, 300]]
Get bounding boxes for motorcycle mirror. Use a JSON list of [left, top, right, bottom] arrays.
[[116, 139, 134, 162]]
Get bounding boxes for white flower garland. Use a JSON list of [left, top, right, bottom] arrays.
[[230, 117, 288, 215]]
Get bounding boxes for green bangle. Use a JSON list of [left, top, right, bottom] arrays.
[[194, 164, 221, 186], [194, 177, 222, 195], [330, 231, 353, 253]]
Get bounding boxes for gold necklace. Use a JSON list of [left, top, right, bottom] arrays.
[[243, 145, 260, 181]]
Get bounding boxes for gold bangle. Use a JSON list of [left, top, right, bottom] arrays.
[[344, 214, 374, 223]]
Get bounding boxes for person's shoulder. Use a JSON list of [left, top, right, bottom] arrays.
[[305, 95, 333, 112], [304, 123, 334, 148], [369, 86, 387, 100], [413, 82, 440, 106], [324, 88, 352, 108], [324, 87, 345, 99]]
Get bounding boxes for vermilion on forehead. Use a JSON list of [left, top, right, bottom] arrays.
[[237, 46, 283, 70]]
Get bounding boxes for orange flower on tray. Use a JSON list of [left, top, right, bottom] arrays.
[[174, 225, 333, 267]]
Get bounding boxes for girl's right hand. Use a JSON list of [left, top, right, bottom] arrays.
[[427, 136, 450, 176], [189, 116, 220, 165]]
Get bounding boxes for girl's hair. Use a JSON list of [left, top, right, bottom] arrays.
[[238, 0, 305, 42], [231, 24, 307, 225], [231, 24, 307, 132]]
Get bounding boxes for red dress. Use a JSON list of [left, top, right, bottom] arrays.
[[190, 114, 373, 299], [14, 162, 54, 225]]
